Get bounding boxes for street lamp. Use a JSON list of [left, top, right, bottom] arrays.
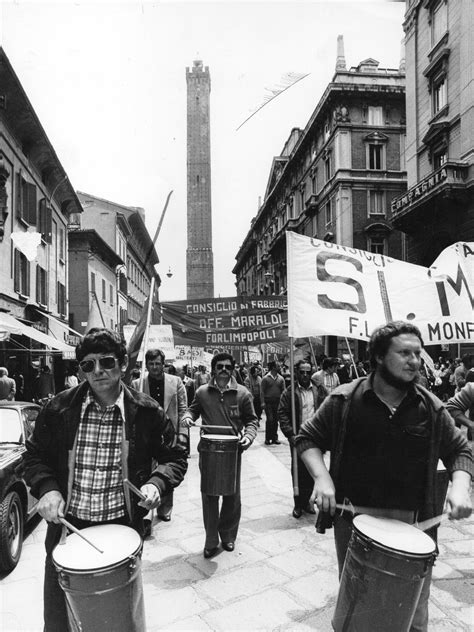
[[166, 267, 173, 278]]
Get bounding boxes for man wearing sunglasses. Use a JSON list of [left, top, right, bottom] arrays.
[[24, 328, 188, 632], [278, 360, 328, 518], [181, 352, 258, 558]]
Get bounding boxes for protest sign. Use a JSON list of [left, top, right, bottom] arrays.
[[161, 296, 288, 347], [287, 232, 474, 345], [123, 324, 175, 362]]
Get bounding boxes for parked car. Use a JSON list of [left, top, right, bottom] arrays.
[[0, 401, 40, 572]]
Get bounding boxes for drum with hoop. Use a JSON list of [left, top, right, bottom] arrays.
[[52, 524, 145, 632], [199, 433, 239, 496], [332, 515, 436, 632]]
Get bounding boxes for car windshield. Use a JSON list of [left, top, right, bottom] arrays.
[[0, 408, 23, 443]]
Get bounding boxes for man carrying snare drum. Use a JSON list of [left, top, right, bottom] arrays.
[[181, 352, 258, 559], [296, 321, 472, 632], [24, 328, 188, 632]]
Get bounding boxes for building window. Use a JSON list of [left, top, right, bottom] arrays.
[[312, 214, 318, 237], [299, 184, 306, 213], [110, 284, 114, 306], [38, 199, 52, 243], [59, 227, 65, 260], [16, 174, 37, 225], [13, 249, 30, 296], [36, 265, 48, 306], [368, 106, 383, 126], [57, 282, 66, 317], [368, 236, 386, 255], [90, 272, 96, 293], [431, 0, 447, 47], [432, 76, 447, 114], [324, 155, 332, 181], [368, 144, 383, 170], [368, 190, 385, 216], [325, 199, 333, 226], [311, 170, 317, 194], [102, 279, 106, 302]]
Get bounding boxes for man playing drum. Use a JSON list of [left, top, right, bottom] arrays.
[[296, 321, 472, 632], [181, 352, 258, 558], [24, 328, 188, 632]]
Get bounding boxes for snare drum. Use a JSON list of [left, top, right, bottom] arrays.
[[332, 515, 436, 632], [199, 434, 239, 496], [52, 524, 145, 632]]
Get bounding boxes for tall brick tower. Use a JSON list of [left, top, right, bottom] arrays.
[[186, 59, 214, 299]]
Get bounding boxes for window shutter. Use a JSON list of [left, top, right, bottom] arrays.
[[26, 182, 37, 225], [14, 249, 20, 292], [36, 264, 40, 302], [16, 173, 23, 220], [45, 204, 52, 244]]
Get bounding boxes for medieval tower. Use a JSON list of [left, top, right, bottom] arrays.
[[186, 59, 214, 299]]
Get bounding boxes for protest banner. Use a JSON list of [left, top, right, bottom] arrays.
[[287, 232, 474, 345], [123, 324, 176, 362], [161, 296, 288, 347], [174, 345, 213, 369]]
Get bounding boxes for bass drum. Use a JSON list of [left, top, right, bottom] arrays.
[[52, 524, 145, 632], [332, 515, 436, 632]]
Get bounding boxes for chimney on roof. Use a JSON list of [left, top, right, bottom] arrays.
[[399, 37, 406, 73], [336, 35, 347, 72]]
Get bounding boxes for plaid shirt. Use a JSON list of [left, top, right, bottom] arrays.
[[68, 388, 126, 521]]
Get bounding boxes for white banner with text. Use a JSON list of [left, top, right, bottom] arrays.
[[287, 232, 474, 345]]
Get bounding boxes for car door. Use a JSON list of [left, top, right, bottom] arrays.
[[21, 407, 40, 518]]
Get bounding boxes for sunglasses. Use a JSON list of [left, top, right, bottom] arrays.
[[216, 363, 233, 371], [299, 370, 312, 375], [79, 356, 118, 373]]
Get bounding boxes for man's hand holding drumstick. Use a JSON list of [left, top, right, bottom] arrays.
[[124, 479, 161, 510]]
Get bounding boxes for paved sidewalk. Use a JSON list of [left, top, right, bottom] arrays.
[[1, 425, 472, 631]]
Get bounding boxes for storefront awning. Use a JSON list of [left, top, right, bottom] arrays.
[[0, 313, 75, 354]]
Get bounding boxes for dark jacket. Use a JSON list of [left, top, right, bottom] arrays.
[[296, 377, 472, 534], [278, 383, 326, 443], [25, 381, 188, 545]]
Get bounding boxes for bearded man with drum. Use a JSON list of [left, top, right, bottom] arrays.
[[296, 321, 472, 632], [24, 328, 188, 632], [181, 352, 258, 558]]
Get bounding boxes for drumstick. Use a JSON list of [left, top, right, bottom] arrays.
[[123, 478, 147, 501], [415, 513, 447, 532], [59, 518, 104, 554]]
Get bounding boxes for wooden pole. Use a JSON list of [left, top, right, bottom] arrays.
[[289, 338, 299, 498]]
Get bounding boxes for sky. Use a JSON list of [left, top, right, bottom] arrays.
[[0, 0, 406, 301]]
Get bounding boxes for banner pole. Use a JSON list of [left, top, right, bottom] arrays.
[[289, 337, 299, 499], [307, 337, 317, 369], [138, 276, 155, 392], [344, 337, 358, 377]]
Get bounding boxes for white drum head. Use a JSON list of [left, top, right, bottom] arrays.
[[353, 514, 435, 555], [202, 434, 238, 442], [53, 524, 141, 571]]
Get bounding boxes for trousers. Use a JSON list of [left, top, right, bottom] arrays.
[[200, 455, 242, 548]]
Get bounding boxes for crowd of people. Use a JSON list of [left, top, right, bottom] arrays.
[[13, 323, 473, 632]]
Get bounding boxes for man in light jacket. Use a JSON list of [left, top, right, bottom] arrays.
[[132, 348, 187, 525]]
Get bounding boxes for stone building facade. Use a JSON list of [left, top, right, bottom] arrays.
[[391, 0, 473, 262], [233, 39, 407, 357], [390, 0, 473, 356], [186, 59, 214, 299], [72, 192, 161, 334], [0, 47, 82, 394]]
